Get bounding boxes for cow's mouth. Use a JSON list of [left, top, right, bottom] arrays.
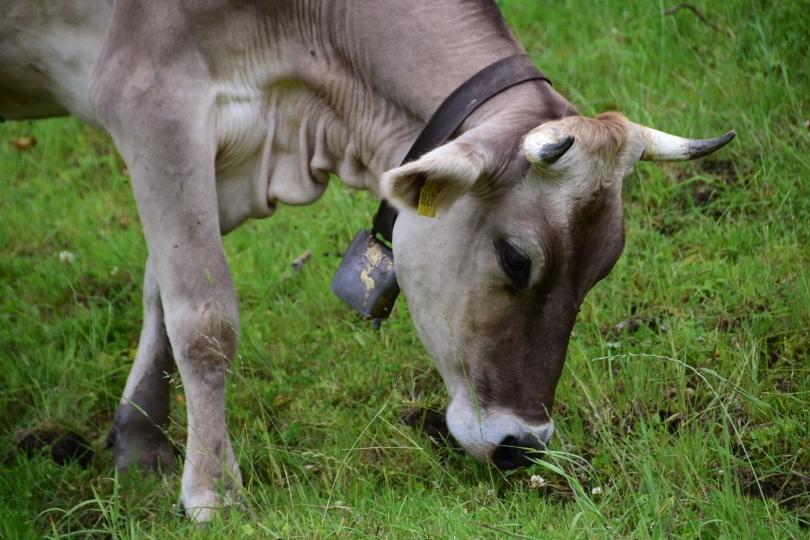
[[443, 391, 555, 467]]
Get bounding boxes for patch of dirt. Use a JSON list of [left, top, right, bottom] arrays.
[[717, 314, 742, 333], [674, 176, 730, 221], [698, 160, 741, 185], [773, 378, 799, 393], [764, 332, 810, 368], [737, 468, 810, 521], [8, 424, 93, 467], [672, 159, 745, 187], [571, 388, 710, 448], [684, 161, 740, 211], [655, 409, 682, 435], [649, 158, 759, 231]]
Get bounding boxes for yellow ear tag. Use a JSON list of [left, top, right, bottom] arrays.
[[417, 181, 439, 218]]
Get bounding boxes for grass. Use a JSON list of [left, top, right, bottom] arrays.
[[1, 0, 808, 537]]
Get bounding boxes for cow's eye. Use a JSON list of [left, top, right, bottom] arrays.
[[497, 240, 531, 288]]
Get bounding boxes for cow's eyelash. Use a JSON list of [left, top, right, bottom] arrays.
[[496, 240, 531, 289]]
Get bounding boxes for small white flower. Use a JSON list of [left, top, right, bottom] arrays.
[[59, 251, 75, 264], [487, 489, 495, 497], [111, 266, 120, 275], [530, 474, 545, 488], [591, 486, 603, 495], [718, 469, 724, 475]]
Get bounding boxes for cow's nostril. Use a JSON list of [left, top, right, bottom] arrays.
[[492, 435, 545, 470], [492, 436, 521, 470]]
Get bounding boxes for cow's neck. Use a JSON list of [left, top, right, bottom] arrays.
[[319, 0, 574, 174], [210, 0, 574, 231]]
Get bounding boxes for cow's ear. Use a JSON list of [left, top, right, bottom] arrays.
[[380, 139, 486, 213]]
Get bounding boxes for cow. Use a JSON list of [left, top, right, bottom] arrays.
[[0, 0, 734, 521]]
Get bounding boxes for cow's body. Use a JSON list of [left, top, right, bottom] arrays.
[[0, 0, 734, 521], [0, 1, 110, 124]]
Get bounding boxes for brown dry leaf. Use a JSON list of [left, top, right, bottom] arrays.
[[272, 394, 290, 408], [10, 136, 36, 151]]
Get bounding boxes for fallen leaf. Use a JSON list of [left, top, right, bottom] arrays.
[[10, 136, 36, 151]]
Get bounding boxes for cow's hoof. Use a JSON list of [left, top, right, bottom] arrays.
[[181, 489, 247, 522], [106, 426, 177, 473]]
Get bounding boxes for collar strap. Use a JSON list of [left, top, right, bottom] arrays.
[[372, 54, 550, 242]]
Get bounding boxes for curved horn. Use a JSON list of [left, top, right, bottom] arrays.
[[641, 127, 736, 162], [523, 127, 575, 165]]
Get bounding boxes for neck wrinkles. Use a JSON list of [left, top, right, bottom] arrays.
[[256, 0, 575, 191]]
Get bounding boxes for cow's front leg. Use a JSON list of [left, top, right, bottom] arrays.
[[145, 193, 242, 522], [108, 254, 175, 471], [101, 117, 242, 522], [170, 295, 242, 522], [89, 14, 244, 520]]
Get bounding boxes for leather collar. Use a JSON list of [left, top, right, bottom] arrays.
[[372, 54, 550, 242]]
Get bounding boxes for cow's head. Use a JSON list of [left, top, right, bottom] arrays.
[[381, 113, 734, 468]]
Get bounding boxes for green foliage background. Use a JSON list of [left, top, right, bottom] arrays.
[[1, 0, 808, 537]]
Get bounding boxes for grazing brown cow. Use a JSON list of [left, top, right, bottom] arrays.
[[0, 0, 734, 520]]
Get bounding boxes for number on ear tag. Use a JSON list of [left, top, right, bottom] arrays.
[[417, 181, 439, 218]]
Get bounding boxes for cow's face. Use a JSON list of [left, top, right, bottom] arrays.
[[382, 113, 734, 467]]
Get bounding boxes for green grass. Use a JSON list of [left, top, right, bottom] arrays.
[[1, 0, 808, 537]]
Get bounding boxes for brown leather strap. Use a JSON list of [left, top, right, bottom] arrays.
[[372, 54, 549, 242]]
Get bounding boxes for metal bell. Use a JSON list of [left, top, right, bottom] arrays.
[[331, 230, 400, 321]]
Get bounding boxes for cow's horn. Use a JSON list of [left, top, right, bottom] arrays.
[[640, 127, 736, 162], [523, 128, 575, 165]]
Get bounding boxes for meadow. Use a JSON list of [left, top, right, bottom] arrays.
[[1, 0, 808, 537]]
